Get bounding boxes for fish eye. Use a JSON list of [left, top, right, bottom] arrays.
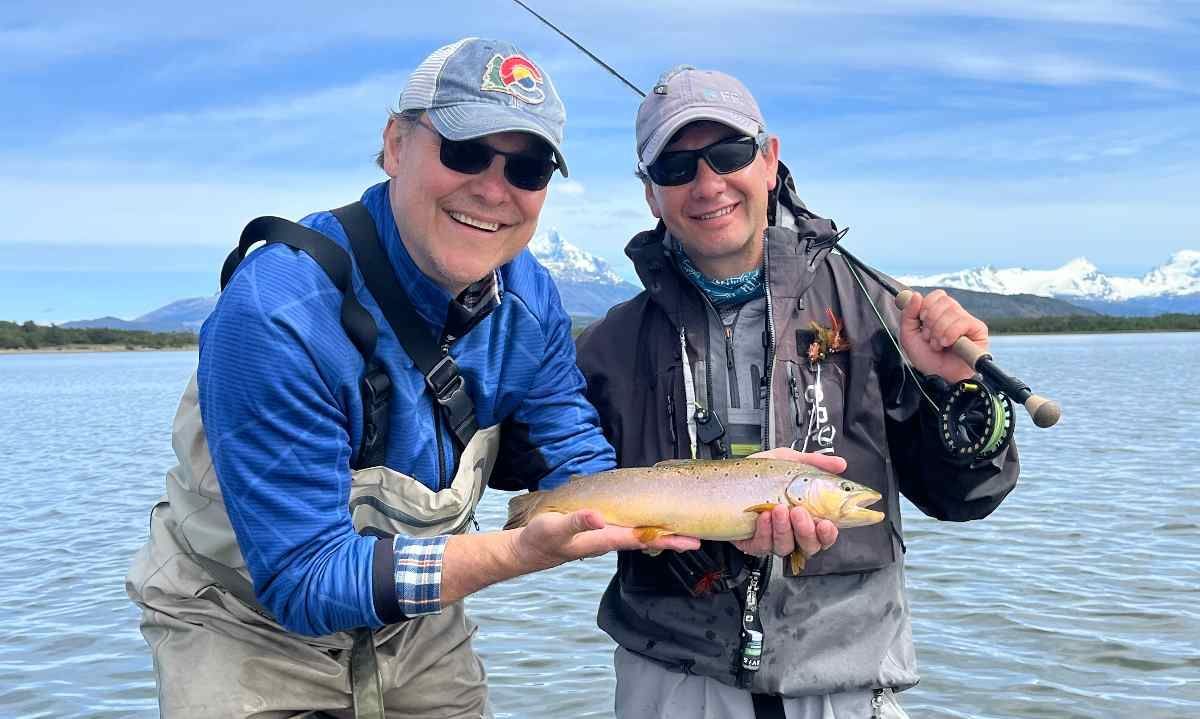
[[839, 481, 855, 492]]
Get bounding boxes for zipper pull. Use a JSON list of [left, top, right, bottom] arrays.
[[724, 326, 735, 370]]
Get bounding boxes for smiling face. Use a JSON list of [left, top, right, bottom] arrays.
[[644, 121, 780, 279], [382, 114, 549, 296]]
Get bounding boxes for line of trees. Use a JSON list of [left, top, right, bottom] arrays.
[[571, 313, 1200, 338], [0, 321, 196, 350], [7, 313, 1199, 350], [988, 313, 1200, 334]]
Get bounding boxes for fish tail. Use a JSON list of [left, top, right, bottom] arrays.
[[504, 491, 544, 530]]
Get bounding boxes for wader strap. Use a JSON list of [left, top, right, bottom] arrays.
[[750, 693, 786, 719], [221, 214, 390, 468], [332, 202, 479, 450], [350, 629, 385, 719]]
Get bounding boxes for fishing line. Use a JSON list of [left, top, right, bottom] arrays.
[[839, 248, 941, 414], [514, 0, 1061, 430], [511, 0, 646, 97], [841, 245, 1017, 457]]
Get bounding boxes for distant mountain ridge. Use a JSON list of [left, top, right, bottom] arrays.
[[62, 229, 640, 332], [910, 287, 1098, 319], [901, 251, 1200, 316], [65, 234, 1188, 332]]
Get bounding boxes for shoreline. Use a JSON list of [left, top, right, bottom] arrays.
[[0, 344, 197, 356], [3, 327, 1199, 356]]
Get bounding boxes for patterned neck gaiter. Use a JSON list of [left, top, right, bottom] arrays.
[[671, 246, 765, 307]]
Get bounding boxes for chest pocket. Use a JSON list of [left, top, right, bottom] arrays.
[[777, 335, 898, 578], [348, 424, 501, 539], [784, 352, 850, 456]]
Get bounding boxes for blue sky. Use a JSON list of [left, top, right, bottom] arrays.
[[2, 1, 1198, 322]]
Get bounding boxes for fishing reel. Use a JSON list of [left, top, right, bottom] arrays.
[[936, 378, 1015, 461]]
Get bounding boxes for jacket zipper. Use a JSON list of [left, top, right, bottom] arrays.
[[761, 231, 777, 451], [724, 318, 740, 409], [699, 296, 728, 459], [787, 362, 803, 429]]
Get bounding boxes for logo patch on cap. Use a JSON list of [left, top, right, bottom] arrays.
[[481, 54, 545, 105]]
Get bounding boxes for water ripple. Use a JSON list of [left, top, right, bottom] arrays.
[[1, 335, 1198, 717]]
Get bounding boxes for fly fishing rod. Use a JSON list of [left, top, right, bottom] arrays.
[[511, 0, 1062, 432], [837, 245, 1061, 429]]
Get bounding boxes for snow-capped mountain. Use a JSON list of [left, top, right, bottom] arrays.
[[528, 228, 640, 316], [528, 229, 626, 286], [900, 251, 1200, 315], [64, 230, 641, 332]]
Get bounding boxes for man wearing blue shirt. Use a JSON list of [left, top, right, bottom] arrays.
[[126, 38, 696, 719]]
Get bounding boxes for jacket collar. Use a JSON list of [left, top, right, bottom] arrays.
[[361, 181, 499, 341]]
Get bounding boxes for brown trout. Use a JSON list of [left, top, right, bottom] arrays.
[[504, 458, 884, 573]]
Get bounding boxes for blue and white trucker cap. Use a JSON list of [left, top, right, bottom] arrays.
[[399, 37, 569, 177]]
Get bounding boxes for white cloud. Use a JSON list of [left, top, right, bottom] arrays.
[[556, 180, 586, 196]]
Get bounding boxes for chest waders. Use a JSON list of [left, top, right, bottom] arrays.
[[126, 203, 496, 719]]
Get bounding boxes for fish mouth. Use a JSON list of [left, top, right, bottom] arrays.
[[839, 490, 885, 527]]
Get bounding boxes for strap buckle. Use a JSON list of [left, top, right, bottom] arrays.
[[362, 367, 392, 412], [425, 355, 478, 446], [358, 365, 392, 468]]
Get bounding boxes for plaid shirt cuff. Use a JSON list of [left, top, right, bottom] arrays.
[[393, 535, 448, 617]]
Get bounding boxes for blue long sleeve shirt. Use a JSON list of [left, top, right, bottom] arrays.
[[198, 181, 615, 636]]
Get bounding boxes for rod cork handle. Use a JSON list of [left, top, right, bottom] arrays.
[[1023, 394, 1062, 428], [895, 287, 1063, 428], [894, 290, 989, 368]]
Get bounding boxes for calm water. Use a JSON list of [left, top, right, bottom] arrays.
[[0, 334, 1197, 718]]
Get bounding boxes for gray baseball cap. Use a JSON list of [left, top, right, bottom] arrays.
[[400, 37, 569, 177], [636, 65, 766, 170]]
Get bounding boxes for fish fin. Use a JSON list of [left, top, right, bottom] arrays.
[[743, 502, 779, 514], [634, 527, 675, 543], [789, 550, 808, 575], [652, 459, 693, 467], [641, 548, 664, 557], [504, 492, 543, 530]]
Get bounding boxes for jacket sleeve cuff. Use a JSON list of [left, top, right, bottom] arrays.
[[389, 534, 449, 618], [372, 536, 404, 624]]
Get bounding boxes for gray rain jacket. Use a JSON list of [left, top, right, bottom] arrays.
[[576, 162, 1020, 697]]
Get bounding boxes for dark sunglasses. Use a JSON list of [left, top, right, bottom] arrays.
[[415, 122, 558, 191], [644, 134, 764, 187]]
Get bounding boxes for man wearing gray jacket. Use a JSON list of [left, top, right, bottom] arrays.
[[576, 66, 1020, 718]]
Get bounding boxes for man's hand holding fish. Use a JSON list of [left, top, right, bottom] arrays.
[[512, 509, 704, 572], [442, 508, 701, 604], [732, 448, 846, 561]]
